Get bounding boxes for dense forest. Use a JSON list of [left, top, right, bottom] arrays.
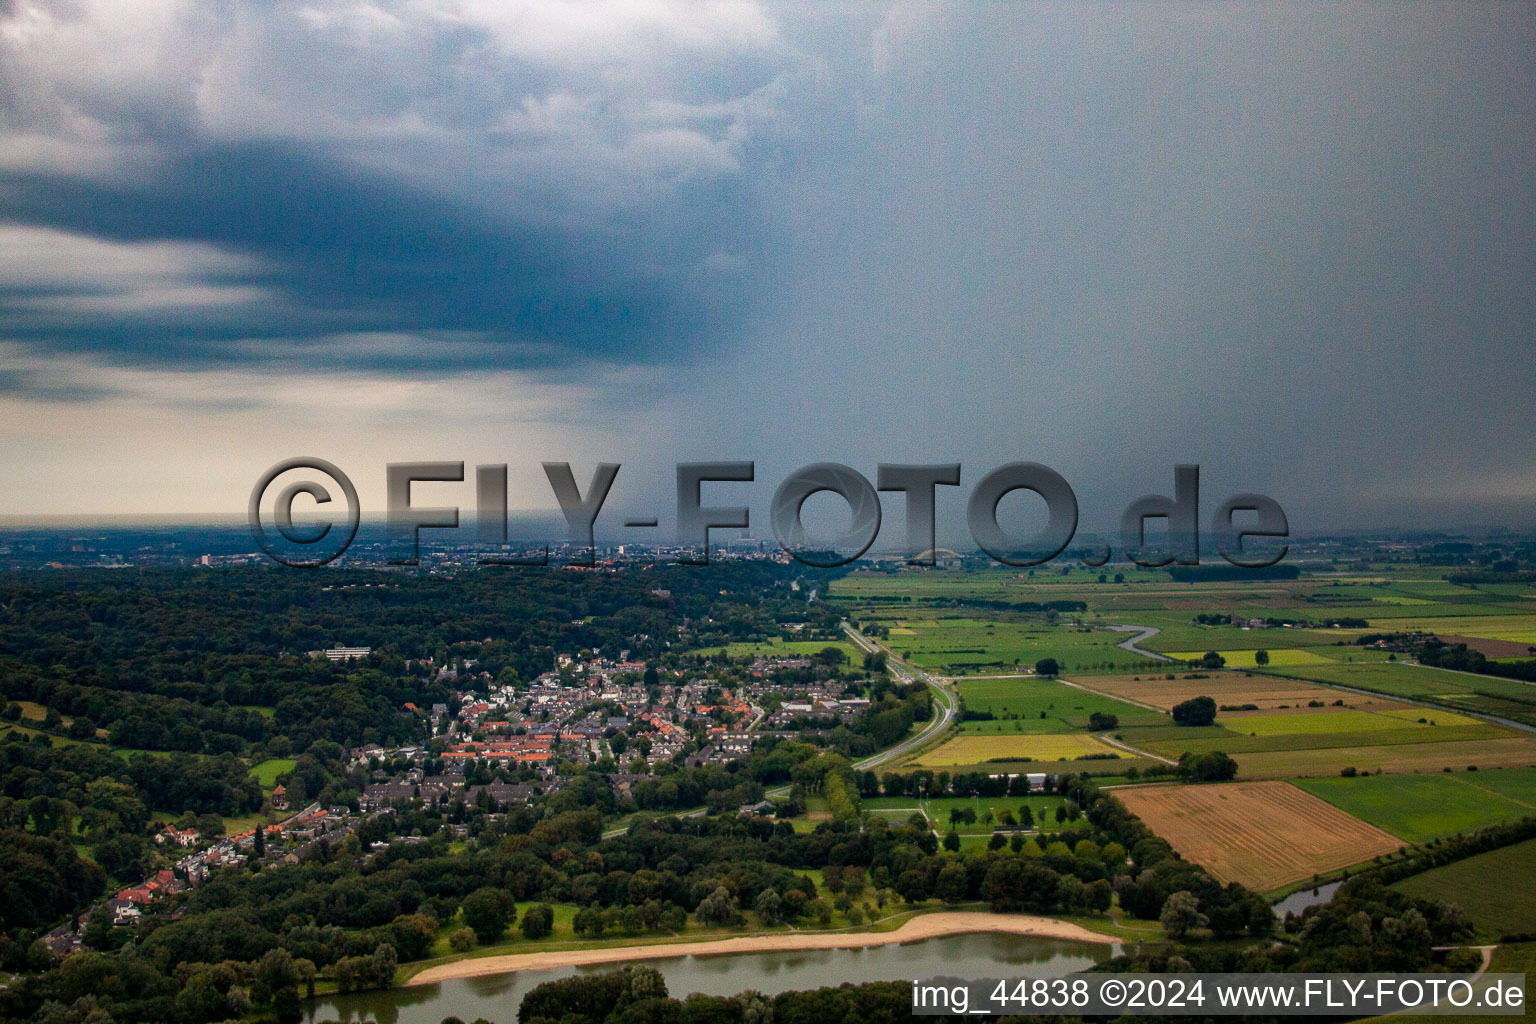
[[0, 562, 848, 756]]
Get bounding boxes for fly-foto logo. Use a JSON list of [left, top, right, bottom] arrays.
[[249, 460, 1287, 570]]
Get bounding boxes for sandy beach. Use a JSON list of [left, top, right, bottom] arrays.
[[407, 911, 1118, 986]]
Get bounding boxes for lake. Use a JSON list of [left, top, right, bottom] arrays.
[[307, 932, 1115, 1024], [1272, 879, 1344, 917]]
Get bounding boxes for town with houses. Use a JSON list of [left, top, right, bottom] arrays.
[[40, 649, 886, 958]]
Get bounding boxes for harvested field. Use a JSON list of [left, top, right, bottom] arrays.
[[1226, 709, 1437, 736], [1232, 737, 1536, 779], [911, 733, 1118, 767], [1434, 634, 1536, 659], [1114, 781, 1402, 891], [1071, 674, 1355, 712]]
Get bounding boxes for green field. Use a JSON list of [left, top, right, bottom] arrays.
[[1234, 709, 1456, 736], [861, 795, 1080, 834], [699, 639, 864, 663], [1143, 723, 1509, 759], [1237, 738, 1536, 781], [913, 732, 1120, 767], [251, 757, 296, 789], [1165, 649, 1337, 667], [838, 564, 1536, 782], [1293, 769, 1536, 842], [1394, 839, 1536, 940], [956, 676, 1165, 732], [859, 612, 1162, 675], [1266, 661, 1536, 728]]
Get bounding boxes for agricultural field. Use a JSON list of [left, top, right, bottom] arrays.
[[1164, 648, 1337, 667], [1139, 723, 1510, 759], [1293, 767, 1536, 842], [698, 639, 864, 663], [1070, 673, 1350, 712], [1227, 708, 1473, 736], [861, 613, 1158, 675], [1394, 839, 1536, 940], [955, 676, 1165, 732], [1264, 661, 1536, 729], [844, 565, 1536, 785], [1114, 781, 1403, 891], [1233, 737, 1536, 780], [911, 732, 1123, 767]]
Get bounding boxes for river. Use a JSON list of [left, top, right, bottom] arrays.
[[306, 932, 1115, 1024]]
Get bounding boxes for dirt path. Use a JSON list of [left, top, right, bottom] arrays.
[[407, 912, 1118, 986], [1096, 730, 1178, 765], [1056, 675, 1164, 713]]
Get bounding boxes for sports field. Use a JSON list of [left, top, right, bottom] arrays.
[[911, 733, 1121, 767], [1293, 767, 1536, 842], [1114, 781, 1402, 891], [1394, 839, 1536, 940]]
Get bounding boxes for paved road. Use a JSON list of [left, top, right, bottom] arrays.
[[842, 621, 957, 770]]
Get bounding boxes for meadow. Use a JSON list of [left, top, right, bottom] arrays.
[[860, 795, 1080, 834], [956, 676, 1165, 732], [862, 613, 1156, 675], [251, 758, 297, 790], [1293, 768, 1536, 842], [699, 639, 864, 663], [1393, 839, 1536, 940], [1234, 738, 1536, 781]]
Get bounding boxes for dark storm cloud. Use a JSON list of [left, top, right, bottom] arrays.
[[0, 1, 1532, 526], [0, 0, 787, 380], [0, 139, 764, 372], [0, 366, 112, 403]]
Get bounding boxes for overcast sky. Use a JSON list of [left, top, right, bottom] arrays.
[[1, 1, 1532, 542]]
